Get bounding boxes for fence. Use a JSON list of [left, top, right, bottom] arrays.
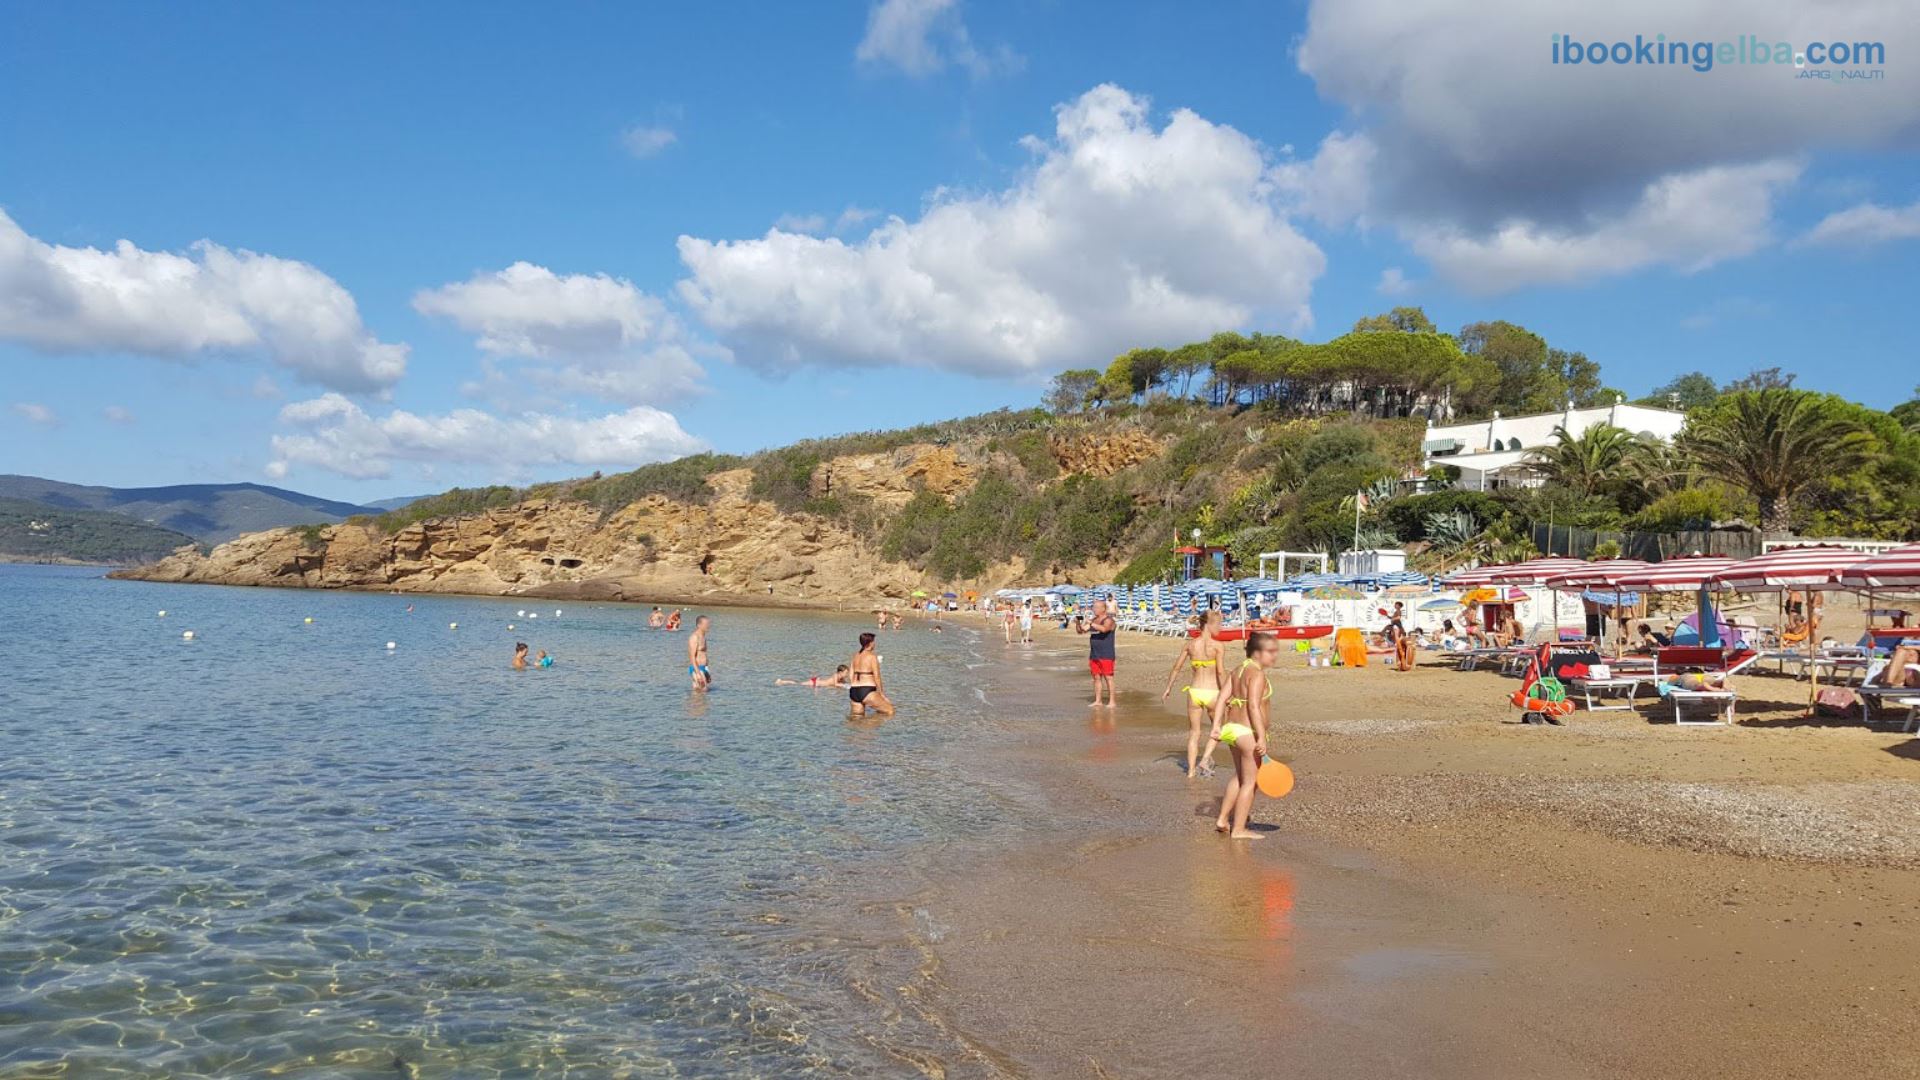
[[1532, 524, 1761, 563]]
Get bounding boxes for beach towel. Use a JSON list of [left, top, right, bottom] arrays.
[[1335, 628, 1368, 668]]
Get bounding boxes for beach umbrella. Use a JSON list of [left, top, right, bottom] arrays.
[[1840, 543, 1920, 590], [1441, 565, 1505, 588], [1543, 559, 1650, 589], [1712, 545, 1872, 592], [1418, 597, 1464, 612], [1614, 556, 1740, 593], [911, 589, 928, 598], [1487, 558, 1588, 585]]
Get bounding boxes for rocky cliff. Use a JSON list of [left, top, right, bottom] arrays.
[[113, 438, 1153, 606]]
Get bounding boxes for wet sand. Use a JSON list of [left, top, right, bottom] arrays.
[[893, 620, 1920, 1078]]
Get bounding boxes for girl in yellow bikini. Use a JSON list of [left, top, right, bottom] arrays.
[[1162, 609, 1229, 778], [1210, 631, 1279, 840]]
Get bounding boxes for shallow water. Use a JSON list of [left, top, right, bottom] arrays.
[[0, 566, 1038, 1077]]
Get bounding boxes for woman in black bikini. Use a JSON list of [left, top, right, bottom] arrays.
[[847, 633, 896, 717]]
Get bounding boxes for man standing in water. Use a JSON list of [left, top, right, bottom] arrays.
[[1081, 598, 1118, 707], [687, 615, 712, 690]]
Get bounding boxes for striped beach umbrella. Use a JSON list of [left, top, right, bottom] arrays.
[[1440, 564, 1505, 587], [1543, 559, 1650, 589], [1839, 543, 1920, 590], [1711, 545, 1872, 592], [1487, 557, 1589, 585], [1614, 556, 1741, 593]]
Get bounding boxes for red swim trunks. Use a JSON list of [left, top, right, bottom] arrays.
[[1088, 658, 1115, 676]]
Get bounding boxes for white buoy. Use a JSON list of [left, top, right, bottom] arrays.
[[449, 622, 458, 630], [304, 617, 314, 624], [508, 623, 516, 630], [182, 630, 195, 640], [517, 610, 526, 617], [157, 610, 167, 617], [554, 609, 562, 617], [386, 641, 397, 650], [529, 613, 537, 619]]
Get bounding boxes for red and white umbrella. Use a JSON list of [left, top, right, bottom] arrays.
[[1614, 555, 1740, 593], [1839, 543, 1920, 590], [1488, 557, 1589, 585], [1543, 559, 1651, 589], [1441, 565, 1506, 587], [1711, 545, 1872, 592]]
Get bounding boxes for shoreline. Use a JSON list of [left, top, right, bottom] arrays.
[[886, 617, 1920, 1078]]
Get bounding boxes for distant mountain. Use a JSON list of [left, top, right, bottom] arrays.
[[0, 475, 382, 544], [0, 497, 196, 565], [362, 494, 432, 512]]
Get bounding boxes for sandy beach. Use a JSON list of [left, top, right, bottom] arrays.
[[886, 612, 1920, 1079]]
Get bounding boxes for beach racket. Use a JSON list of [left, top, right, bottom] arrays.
[[1257, 758, 1295, 799]]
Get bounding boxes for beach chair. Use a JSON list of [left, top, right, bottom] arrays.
[[1857, 685, 1920, 727], [1668, 688, 1737, 725], [1651, 646, 1756, 726]]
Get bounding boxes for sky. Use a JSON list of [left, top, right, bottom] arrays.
[[2, 0, 1916, 504]]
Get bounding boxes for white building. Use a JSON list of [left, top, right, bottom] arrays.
[[1419, 396, 1686, 491], [1338, 548, 1406, 576]]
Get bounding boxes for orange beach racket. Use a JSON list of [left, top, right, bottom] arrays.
[[1257, 758, 1295, 799]]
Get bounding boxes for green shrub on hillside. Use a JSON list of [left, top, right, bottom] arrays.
[[376, 486, 522, 532]]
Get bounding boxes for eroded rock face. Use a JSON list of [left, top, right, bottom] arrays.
[[808, 444, 978, 509], [1048, 429, 1163, 477]]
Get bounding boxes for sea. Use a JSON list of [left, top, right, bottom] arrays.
[[0, 564, 1053, 1077]]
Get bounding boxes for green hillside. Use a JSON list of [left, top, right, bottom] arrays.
[[0, 498, 195, 565], [0, 475, 382, 543]]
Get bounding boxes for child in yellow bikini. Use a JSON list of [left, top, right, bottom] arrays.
[[1210, 631, 1280, 840], [1161, 609, 1229, 778]]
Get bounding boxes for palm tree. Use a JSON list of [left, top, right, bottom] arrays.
[[1523, 423, 1650, 499], [1678, 389, 1877, 536]]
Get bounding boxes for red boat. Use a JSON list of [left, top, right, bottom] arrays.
[[1189, 624, 1334, 641]]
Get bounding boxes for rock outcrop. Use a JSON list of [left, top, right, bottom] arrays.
[[1049, 428, 1163, 477]]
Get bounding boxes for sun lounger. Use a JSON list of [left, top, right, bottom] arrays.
[[1570, 675, 1647, 711], [1668, 689, 1736, 725], [1447, 647, 1509, 672], [1857, 685, 1920, 727], [1899, 698, 1920, 735]]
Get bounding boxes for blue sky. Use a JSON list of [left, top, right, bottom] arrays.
[[3, 0, 1916, 503]]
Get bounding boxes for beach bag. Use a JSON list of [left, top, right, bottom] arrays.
[[1814, 687, 1858, 717]]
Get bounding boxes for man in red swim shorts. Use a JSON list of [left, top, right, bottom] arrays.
[[1080, 598, 1118, 708]]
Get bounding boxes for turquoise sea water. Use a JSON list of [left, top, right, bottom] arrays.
[[0, 565, 1042, 1077]]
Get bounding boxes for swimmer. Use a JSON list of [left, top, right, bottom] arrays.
[[648, 606, 665, 629], [876, 610, 888, 631], [687, 615, 712, 690], [665, 609, 683, 632], [847, 632, 895, 717], [512, 642, 529, 670], [890, 614, 902, 632], [1211, 631, 1280, 840], [775, 665, 851, 688], [1162, 608, 1227, 778], [535, 649, 554, 668]]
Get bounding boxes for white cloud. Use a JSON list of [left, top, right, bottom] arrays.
[[835, 206, 878, 233], [1375, 267, 1411, 295], [267, 393, 706, 480], [1797, 199, 1920, 248], [11, 402, 57, 426], [0, 210, 406, 393], [102, 404, 135, 424], [854, 0, 1019, 78], [774, 213, 828, 235], [1409, 160, 1802, 294], [676, 84, 1325, 376], [621, 125, 678, 159], [1273, 131, 1376, 228], [251, 375, 283, 400], [413, 262, 708, 405]]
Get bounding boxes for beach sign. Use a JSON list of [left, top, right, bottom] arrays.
[[1257, 758, 1295, 799]]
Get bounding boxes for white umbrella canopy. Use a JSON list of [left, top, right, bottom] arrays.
[[1615, 556, 1741, 593], [1441, 565, 1507, 588], [1711, 545, 1873, 592], [1839, 543, 1920, 590]]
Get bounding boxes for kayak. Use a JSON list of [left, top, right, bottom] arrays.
[[1189, 624, 1334, 641]]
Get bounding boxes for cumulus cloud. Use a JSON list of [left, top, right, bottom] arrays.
[[1273, 131, 1376, 228], [0, 210, 406, 392], [1408, 160, 1802, 294], [267, 393, 705, 480], [413, 262, 708, 405], [854, 0, 1019, 78], [621, 125, 678, 159], [676, 84, 1325, 376], [102, 404, 135, 424], [835, 206, 878, 232], [774, 213, 828, 235], [1797, 198, 1920, 247], [1375, 267, 1411, 295], [1291, 0, 1918, 290], [11, 402, 57, 427]]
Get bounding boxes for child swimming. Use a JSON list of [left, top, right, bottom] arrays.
[[1161, 608, 1228, 778], [775, 665, 851, 688], [1210, 631, 1280, 840]]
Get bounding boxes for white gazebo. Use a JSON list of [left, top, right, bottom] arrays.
[[1257, 550, 1329, 584]]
